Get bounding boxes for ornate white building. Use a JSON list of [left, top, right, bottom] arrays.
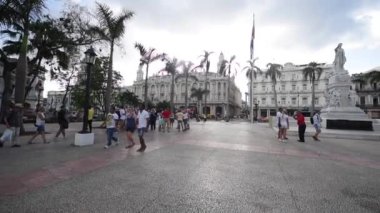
[[251, 62, 333, 118], [126, 63, 242, 117]]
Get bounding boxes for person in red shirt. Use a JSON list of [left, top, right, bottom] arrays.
[[293, 111, 306, 142], [161, 108, 171, 132]]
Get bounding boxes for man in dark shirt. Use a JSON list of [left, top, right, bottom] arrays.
[[293, 111, 306, 142]]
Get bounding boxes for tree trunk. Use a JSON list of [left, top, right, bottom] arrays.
[[0, 61, 13, 122], [226, 68, 230, 120], [250, 72, 253, 123], [273, 82, 278, 110], [185, 72, 188, 108], [144, 63, 149, 108], [24, 56, 43, 100], [105, 41, 114, 114], [311, 76, 315, 115], [204, 64, 208, 115], [170, 73, 175, 112]]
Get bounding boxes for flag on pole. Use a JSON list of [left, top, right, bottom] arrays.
[[250, 13, 255, 60]]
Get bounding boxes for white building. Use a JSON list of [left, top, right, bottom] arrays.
[[251, 62, 333, 117], [0, 60, 45, 109], [46, 91, 73, 111], [126, 64, 242, 117]]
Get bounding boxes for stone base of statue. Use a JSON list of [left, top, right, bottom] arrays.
[[321, 67, 374, 131]]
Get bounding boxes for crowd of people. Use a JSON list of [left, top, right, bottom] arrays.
[[0, 103, 193, 152], [276, 107, 323, 143]]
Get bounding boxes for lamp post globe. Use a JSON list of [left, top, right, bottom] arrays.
[[81, 47, 97, 133]]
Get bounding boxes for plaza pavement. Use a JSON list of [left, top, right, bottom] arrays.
[[0, 120, 379, 212]]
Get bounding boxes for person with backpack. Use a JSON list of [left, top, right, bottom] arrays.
[[312, 111, 322, 141], [293, 111, 306, 142], [0, 103, 22, 148], [55, 105, 68, 139]]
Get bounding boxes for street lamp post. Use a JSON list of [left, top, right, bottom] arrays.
[[81, 47, 97, 133]]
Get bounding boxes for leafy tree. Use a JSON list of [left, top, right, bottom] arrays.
[[71, 57, 122, 114], [199, 50, 213, 113], [364, 69, 380, 84], [218, 55, 239, 118], [265, 63, 283, 110], [302, 62, 323, 114], [243, 58, 261, 122], [190, 87, 209, 115], [176, 61, 201, 108], [156, 100, 170, 111], [116, 90, 141, 107], [160, 57, 182, 112], [0, 0, 46, 105], [90, 2, 134, 115], [134, 42, 164, 108]]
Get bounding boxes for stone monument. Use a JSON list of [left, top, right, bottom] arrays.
[[321, 43, 373, 130]]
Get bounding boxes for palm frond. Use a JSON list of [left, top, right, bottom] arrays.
[[96, 2, 114, 32], [134, 42, 147, 56]]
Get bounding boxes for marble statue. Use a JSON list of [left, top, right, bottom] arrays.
[[333, 43, 346, 71]]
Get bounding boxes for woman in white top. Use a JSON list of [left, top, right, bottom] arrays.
[[278, 111, 289, 142], [28, 106, 48, 144]]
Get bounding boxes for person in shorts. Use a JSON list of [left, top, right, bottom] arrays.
[[278, 109, 289, 143], [176, 109, 184, 132], [28, 106, 48, 144], [136, 105, 149, 152], [312, 111, 322, 141], [104, 107, 119, 149], [0, 103, 21, 148], [124, 107, 136, 149]]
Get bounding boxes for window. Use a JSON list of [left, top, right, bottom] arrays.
[[314, 83, 318, 90], [262, 85, 266, 91], [315, 97, 319, 105], [292, 74, 297, 80], [360, 97, 365, 105], [271, 98, 275, 104], [261, 98, 266, 105], [302, 97, 308, 105], [281, 97, 286, 105], [374, 83, 377, 90], [303, 84, 307, 90], [291, 97, 296, 105], [292, 85, 296, 91], [281, 84, 285, 91]]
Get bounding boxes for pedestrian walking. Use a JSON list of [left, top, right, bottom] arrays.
[[119, 106, 126, 129], [283, 109, 289, 140], [162, 108, 171, 132], [312, 111, 322, 141], [88, 105, 94, 133], [125, 107, 137, 149], [104, 107, 119, 149], [28, 106, 48, 144], [176, 109, 184, 132], [136, 105, 149, 152], [278, 109, 289, 142], [0, 103, 21, 148], [55, 105, 68, 139], [276, 107, 283, 139], [149, 109, 157, 131], [170, 113, 175, 128], [158, 112, 165, 132], [183, 109, 189, 130], [293, 111, 306, 142]]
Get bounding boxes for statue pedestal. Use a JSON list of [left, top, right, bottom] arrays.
[[321, 69, 374, 131]]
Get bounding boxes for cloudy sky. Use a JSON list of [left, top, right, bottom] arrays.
[[44, 0, 380, 97]]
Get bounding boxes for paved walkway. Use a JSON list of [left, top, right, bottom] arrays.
[[0, 120, 379, 212]]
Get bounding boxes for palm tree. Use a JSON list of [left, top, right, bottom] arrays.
[[302, 62, 323, 114], [135, 43, 164, 108], [91, 2, 134, 114], [243, 58, 262, 122], [0, 0, 46, 105], [177, 61, 201, 108], [190, 87, 209, 115], [218, 55, 239, 120], [199, 50, 213, 114], [265, 63, 283, 110], [160, 57, 182, 112]]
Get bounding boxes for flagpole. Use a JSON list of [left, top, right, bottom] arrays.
[[250, 13, 255, 123]]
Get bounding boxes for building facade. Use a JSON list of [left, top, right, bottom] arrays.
[[352, 67, 380, 119], [0, 60, 45, 110], [46, 91, 73, 111], [126, 65, 242, 117], [251, 62, 333, 118]]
